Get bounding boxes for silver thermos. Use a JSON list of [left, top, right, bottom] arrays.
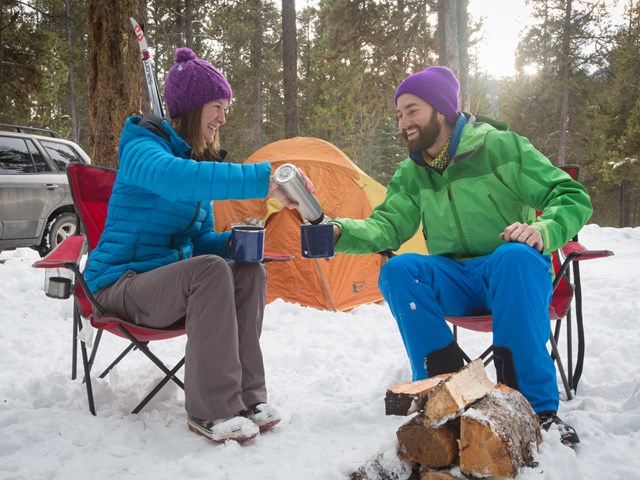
[[273, 163, 324, 224]]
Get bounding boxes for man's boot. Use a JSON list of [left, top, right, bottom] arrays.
[[424, 341, 466, 377]]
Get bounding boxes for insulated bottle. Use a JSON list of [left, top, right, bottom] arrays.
[[273, 163, 324, 224]]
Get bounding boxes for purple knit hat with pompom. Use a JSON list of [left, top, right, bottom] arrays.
[[163, 48, 232, 118], [394, 66, 460, 125]]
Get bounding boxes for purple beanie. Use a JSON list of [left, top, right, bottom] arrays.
[[394, 66, 460, 125], [163, 48, 232, 118]]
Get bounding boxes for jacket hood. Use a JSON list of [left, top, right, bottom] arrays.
[[119, 116, 191, 159]]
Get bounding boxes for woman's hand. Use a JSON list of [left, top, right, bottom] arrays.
[[268, 167, 316, 209]]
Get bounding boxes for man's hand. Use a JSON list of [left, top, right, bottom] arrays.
[[332, 224, 341, 245], [499, 222, 543, 252]]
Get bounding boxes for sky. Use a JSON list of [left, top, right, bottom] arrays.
[[468, 0, 629, 78], [1, 224, 639, 479], [468, 0, 532, 78]]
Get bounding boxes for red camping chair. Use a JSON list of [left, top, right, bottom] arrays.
[[33, 163, 186, 415], [446, 165, 613, 400]]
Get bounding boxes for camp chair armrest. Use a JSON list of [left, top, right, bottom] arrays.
[[32, 234, 86, 270], [562, 241, 615, 262]]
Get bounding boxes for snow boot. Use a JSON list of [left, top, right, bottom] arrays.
[[538, 411, 580, 448], [187, 414, 259, 443]]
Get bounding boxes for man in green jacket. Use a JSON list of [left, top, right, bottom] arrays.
[[330, 66, 592, 447]]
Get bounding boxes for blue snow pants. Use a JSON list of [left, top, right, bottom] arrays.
[[378, 242, 559, 413]]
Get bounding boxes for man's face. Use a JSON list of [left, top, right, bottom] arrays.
[[396, 94, 441, 152]]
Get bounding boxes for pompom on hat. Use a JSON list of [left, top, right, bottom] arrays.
[[163, 48, 232, 118], [394, 66, 460, 125]]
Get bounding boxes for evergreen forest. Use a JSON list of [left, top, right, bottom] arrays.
[[2, 0, 639, 227]]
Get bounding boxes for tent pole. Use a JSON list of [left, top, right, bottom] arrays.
[[314, 259, 337, 311]]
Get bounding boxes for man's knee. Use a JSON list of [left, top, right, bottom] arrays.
[[379, 253, 425, 284], [492, 242, 544, 268]]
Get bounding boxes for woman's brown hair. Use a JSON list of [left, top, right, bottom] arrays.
[[170, 104, 222, 161]]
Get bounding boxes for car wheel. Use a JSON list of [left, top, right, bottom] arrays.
[[37, 212, 77, 257]]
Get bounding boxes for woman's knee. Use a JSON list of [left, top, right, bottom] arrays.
[[188, 255, 233, 285], [232, 262, 267, 289]]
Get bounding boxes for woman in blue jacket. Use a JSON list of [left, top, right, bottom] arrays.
[[85, 48, 312, 443]]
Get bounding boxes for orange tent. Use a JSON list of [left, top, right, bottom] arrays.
[[214, 137, 428, 311]]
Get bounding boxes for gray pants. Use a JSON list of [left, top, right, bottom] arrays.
[[94, 255, 268, 421]]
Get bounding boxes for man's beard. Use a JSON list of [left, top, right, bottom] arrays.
[[402, 109, 441, 152]]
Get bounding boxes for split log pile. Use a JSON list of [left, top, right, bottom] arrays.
[[387, 360, 542, 479]]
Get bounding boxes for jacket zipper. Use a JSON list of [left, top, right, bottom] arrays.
[[172, 201, 201, 259], [487, 193, 511, 226], [446, 183, 471, 255]]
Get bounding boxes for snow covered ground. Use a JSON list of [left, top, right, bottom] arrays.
[[1, 223, 639, 479]]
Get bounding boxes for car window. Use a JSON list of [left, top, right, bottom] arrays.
[[0, 136, 37, 174], [41, 140, 83, 171], [27, 140, 51, 173]]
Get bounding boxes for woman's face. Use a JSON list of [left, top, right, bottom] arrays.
[[200, 99, 229, 144]]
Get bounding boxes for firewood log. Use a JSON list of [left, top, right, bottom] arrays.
[[349, 442, 418, 480], [459, 384, 542, 479], [396, 413, 459, 467], [385, 375, 451, 416], [419, 466, 470, 480], [423, 359, 495, 425]]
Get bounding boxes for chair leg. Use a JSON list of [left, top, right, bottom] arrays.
[[479, 346, 493, 366], [98, 343, 137, 379], [131, 357, 186, 414], [81, 329, 103, 384], [116, 325, 185, 390], [72, 306, 79, 380], [79, 334, 97, 416], [572, 261, 586, 392], [87, 329, 103, 373], [549, 333, 573, 400]]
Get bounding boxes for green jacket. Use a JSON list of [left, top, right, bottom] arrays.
[[333, 114, 593, 260]]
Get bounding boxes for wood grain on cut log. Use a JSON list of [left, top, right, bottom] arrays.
[[459, 384, 542, 479], [396, 413, 460, 468], [385, 375, 452, 416], [423, 359, 495, 425]]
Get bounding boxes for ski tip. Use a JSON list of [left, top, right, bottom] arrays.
[[130, 18, 144, 41]]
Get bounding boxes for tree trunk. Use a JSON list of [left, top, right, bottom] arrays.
[[65, 0, 79, 144], [282, 0, 299, 138], [456, 0, 470, 113], [438, 0, 460, 73], [557, 0, 572, 166], [87, 0, 143, 168], [185, 0, 193, 49], [620, 179, 629, 227], [437, 0, 466, 115], [249, 0, 263, 150]]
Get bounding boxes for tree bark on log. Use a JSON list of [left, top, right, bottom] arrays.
[[349, 443, 418, 480], [385, 375, 451, 416], [459, 384, 541, 478]]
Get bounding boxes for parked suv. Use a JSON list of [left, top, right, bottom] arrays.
[[0, 124, 91, 257]]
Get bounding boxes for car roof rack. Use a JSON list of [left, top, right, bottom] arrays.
[[0, 123, 61, 138]]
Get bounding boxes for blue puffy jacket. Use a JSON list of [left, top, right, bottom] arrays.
[[84, 116, 272, 293]]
